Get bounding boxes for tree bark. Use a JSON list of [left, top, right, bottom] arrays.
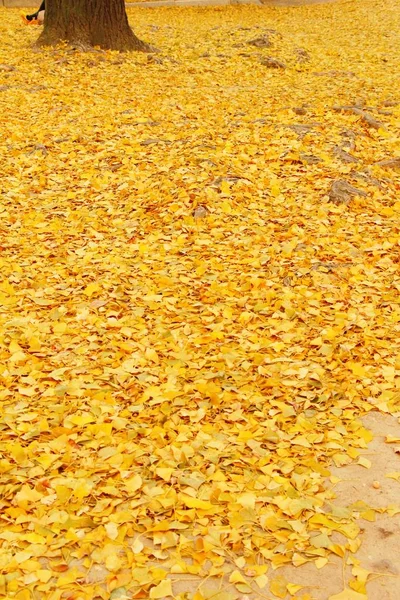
[[37, 0, 152, 52]]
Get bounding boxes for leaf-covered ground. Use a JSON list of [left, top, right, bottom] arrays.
[[0, 1, 400, 599]]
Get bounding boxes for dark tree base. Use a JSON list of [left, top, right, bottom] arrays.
[[36, 0, 152, 53]]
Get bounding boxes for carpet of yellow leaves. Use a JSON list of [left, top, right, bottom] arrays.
[[0, 1, 399, 599]]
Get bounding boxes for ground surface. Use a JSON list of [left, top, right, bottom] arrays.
[[0, 1, 400, 599], [260, 0, 341, 6]]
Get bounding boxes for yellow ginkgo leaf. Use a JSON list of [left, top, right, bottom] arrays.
[[229, 570, 247, 585], [149, 579, 173, 599], [124, 474, 143, 493], [83, 282, 101, 297], [180, 495, 212, 510], [328, 589, 366, 600], [270, 576, 288, 598]]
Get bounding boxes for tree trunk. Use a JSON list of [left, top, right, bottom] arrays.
[[37, 0, 152, 52]]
